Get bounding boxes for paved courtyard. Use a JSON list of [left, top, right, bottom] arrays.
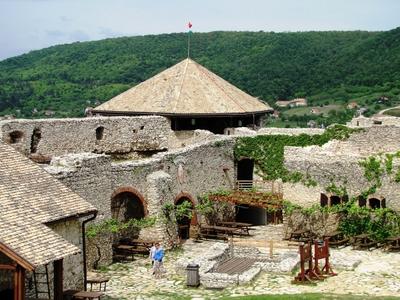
[[94, 225, 400, 300]]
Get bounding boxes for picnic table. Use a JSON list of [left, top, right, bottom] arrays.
[[352, 233, 377, 250], [199, 225, 240, 240], [289, 229, 311, 242], [113, 244, 136, 261], [217, 221, 253, 235], [323, 230, 349, 248], [384, 235, 400, 252]]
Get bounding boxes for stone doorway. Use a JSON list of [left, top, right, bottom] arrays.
[[175, 195, 196, 240]]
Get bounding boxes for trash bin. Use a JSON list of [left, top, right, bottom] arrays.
[[186, 263, 200, 287]]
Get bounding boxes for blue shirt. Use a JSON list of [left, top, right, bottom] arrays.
[[153, 247, 164, 262]]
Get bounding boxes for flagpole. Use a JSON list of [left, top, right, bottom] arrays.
[[187, 32, 190, 58], [187, 22, 192, 58]]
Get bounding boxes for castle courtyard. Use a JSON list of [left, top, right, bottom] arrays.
[[94, 225, 400, 299]]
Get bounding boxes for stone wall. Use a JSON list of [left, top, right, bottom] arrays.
[[283, 126, 400, 210], [48, 219, 85, 291], [0, 116, 170, 157], [45, 137, 236, 267], [257, 127, 325, 136], [347, 115, 400, 128]]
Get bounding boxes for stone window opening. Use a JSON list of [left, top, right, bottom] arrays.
[[320, 193, 348, 207], [132, 129, 137, 134], [96, 126, 104, 140], [369, 197, 385, 209], [358, 196, 367, 207], [8, 131, 24, 144], [140, 126, 144, 130], [373, 120, 382, 125], [30, 128, 42, 154]]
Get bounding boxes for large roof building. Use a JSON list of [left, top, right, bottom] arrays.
[[93, 58, 272, 133]]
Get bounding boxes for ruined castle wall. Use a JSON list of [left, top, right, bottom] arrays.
[[323, 126, 400, 156], [46, 153, 113, 220], [45, 137, 236, 267], [0, 116, 170, 156], [282, 126, 400, 209], [257, 127, 325, 136], [168, 130, 218, 149], [111, 137, 236, 211]]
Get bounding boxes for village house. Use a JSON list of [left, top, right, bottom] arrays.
[[275, 98, 307, 108], [0, 142, 97, 300]]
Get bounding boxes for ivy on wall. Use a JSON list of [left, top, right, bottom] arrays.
[[86, 217, 156, 238], [234, 125, 361, 182]]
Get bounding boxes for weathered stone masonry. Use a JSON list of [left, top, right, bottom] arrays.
[[0, 116, 170, 156]]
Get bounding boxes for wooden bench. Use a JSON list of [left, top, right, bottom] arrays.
[[352, 234, 378, 251], [384, 236, 400, 252], [323, 231, 349, 248]]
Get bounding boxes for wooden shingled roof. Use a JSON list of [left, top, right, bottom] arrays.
[[0, 142, 97, 269], [93, 58, 272, 116]]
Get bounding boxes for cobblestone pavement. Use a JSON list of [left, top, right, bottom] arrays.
[[94, 225, 400, 299]]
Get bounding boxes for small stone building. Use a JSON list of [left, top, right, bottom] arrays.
[[0, 142, 97, 300], [92, 58, 272, 133]]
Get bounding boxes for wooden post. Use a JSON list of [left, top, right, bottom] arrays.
[[14, 265, 25, 300], [53, 259, 63, 300], [269, 240, 274, 258]]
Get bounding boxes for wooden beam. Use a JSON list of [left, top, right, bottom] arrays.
[[13, 265, 25, 300], [0, 264, 16, 270], [53, 259, 63, 300], [0, 243, 34, 271]]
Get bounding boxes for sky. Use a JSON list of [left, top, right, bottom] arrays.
[[0, 0, 400, 61]]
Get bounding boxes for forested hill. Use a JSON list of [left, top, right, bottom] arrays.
[[0, 28, 400, 118]]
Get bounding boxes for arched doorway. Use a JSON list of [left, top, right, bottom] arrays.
[[111, 188, 147, 240], [175, 194, 196, 240], [111, 191, 146, 221]]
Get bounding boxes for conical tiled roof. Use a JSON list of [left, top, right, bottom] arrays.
[[93, 58, 271, 116]]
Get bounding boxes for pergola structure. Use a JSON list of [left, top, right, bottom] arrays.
[[92, 58, 272, 133]]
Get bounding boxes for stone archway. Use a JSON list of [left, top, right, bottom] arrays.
[[174, 193, 197, 240], [111, 187, 147, 222]]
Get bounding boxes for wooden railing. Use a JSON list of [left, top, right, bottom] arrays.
[[235, 180, 283, 195]]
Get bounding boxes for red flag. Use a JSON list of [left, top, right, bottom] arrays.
[[188, 22, 192, 29]]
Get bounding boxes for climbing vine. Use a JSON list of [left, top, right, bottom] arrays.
[[284, 199, 400, 242], [86, 217, 156, 238], [234, 125, 361, 182]]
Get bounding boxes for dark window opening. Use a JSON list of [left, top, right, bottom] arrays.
[[133, 129, 137, 133], [373, 120, 383, 125], [30, 128, 41, 154], [330, 195, 341, 206], [8, 131, 23, 144], [237, 159, 254, 181], [369, 198, 385, 209], [320, 193, 329, 207], [140, 126, 144, 130], [96, 126, 104, 140], [358, 196, 367, 207]]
